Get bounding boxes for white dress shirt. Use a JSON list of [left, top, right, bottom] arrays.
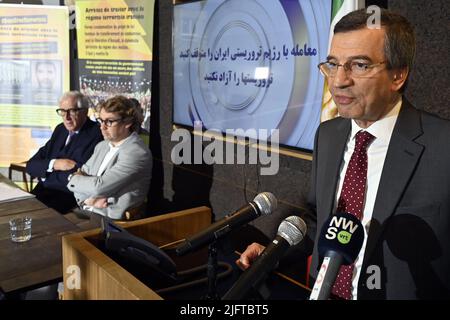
[[96, 143, 120, 177], [334, 98, 402, 299]]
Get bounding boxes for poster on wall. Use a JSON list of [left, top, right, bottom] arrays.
[[0, 4, 70, 167], [75, 0, 155, 132]]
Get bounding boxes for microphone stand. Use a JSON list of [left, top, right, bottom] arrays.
[[203, 241, 220, 300]]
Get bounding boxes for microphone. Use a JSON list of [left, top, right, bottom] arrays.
[[176, 192, 277, 256], [309, 212, 364, 300], [222, 215, 307, 300]]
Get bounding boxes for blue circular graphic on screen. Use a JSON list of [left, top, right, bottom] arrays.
[[188, 0, 295, 139]]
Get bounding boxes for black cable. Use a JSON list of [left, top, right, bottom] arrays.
[[155, 262, 233, 295]]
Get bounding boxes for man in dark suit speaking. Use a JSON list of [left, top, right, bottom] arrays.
[[238, 9, 450, 299], [26, 91, 103, 213]]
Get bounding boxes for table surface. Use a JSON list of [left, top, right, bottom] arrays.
[[0, 174, 80, 294]]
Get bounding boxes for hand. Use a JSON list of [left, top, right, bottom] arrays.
[[236, 242, 265, 270], [73, 168, 88, 176], [85, 197, 108, 208], [92, 197, 108, 208], [53, 159, 76, 171]]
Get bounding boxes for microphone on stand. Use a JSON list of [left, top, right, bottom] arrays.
[[176, 192, 277, 256], [222, 215, 307, 300]]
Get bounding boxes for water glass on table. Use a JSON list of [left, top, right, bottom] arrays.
[[9, 217, 32, 242]]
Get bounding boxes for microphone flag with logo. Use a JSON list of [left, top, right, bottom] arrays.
[[309, 212, 364, 300]]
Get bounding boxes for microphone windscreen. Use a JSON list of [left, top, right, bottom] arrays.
[[318, 212, 364, 265], [253, 192, 277, 215], [277, 215, 307, 246]]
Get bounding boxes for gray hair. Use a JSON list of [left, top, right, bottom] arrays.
[[59, 91, 91, 109]]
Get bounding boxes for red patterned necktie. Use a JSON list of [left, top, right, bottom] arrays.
[[331, 130, 375, 300]]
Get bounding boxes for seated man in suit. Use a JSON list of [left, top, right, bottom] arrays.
[[26, 91, 103, 213], [67, 95, 152, 220]]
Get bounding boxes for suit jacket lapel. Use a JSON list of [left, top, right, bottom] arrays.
[[104, 149, 119, 173], [65, 132, 77, 150], [104, 133, 137, 172], [91, 142, 111, 175], [321, 119, 351, 217], [64, 119, 91, 151], [96, 133, 137, 174], [364, 100, 424, 261], [57, 127, 69, 151]]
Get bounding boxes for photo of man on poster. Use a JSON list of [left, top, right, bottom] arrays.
[[32, 60, 62, 105], [33, 61, 58, 91]]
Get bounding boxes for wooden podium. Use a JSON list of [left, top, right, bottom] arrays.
[[62, 206, 211, 300]]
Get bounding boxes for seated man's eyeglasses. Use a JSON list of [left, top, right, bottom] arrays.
[[96, 117, 122, 127], [56, 108, 82, 117], [318, 60, 386, 77]]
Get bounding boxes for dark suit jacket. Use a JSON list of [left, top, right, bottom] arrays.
[[307, 100, 450, 299], [26, 119, 103, 193]]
